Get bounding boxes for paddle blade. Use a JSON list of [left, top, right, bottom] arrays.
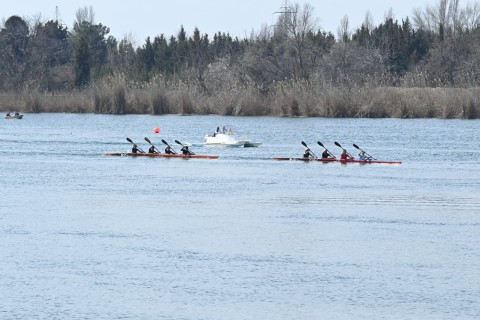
[[161, 139, 169, 145], [301, 141, 308, 148], [145, 137, 152, 144], [317, 141, 325, 148], [334, 141, 342, 148], [353, 143, 360, 150], [126, 137, 133, 144], [175, 140, 183, 146]]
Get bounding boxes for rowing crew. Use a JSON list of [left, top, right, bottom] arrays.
[[135, 144, 178, 155], [132, 144, 192, 155], [129, 137, 195, 155], [302, 141, 375, 161]]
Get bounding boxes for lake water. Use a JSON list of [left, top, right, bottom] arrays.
[[1, 114, 479, 319]]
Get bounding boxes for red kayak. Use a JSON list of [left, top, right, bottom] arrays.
[[273, 157, 336, 162], [104, 152, 219, 159], [272, 157, 402, 164]]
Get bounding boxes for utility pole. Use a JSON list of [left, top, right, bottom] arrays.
[[273, 0, 297, 32], [55, 6, 63, 24], [274, 0, 297, 16]]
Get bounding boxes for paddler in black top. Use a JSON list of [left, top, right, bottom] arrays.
[[148, 145, 156, 153], [303, 148, 314, 158], [181, 146, 192, 155], [322, 149, 334, 158], [132, 144, 140, 153], [165, 145, 174, 154]]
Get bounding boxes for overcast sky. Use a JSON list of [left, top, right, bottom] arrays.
[[2, 0, 435, 44]]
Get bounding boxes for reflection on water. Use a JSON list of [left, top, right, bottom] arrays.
[[1, 114, 479, 319]]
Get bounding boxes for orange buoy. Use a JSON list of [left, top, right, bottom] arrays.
[[153, 127, 160, 133]]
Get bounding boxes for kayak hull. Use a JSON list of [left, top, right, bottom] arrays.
[[272, 157, 402, 164], [104, 152, 219, 159], [273, 157, 337, 162], [5, 115, 23, 119]]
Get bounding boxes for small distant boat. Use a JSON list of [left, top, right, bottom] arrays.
[[5, 114, 23, 119], [104, 152, 219, 159]]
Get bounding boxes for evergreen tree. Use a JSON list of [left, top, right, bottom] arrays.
[[0, 15, 29, 89]]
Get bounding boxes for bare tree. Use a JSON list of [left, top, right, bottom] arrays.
[[276, 2, 319, 80], [412, 0, 479, 33], [75, 6, 95, 25], [363, 10, 374, 31], [384, 8, 395, 21], [337, 15, 350, 42], [243, 1, 322, 84], [462, 2, 480, 30]]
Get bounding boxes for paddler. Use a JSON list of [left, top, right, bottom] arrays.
[[181, 145, 193, 155], [340, 150, 354, 160], [132, 144, 140, 153], [303, 148, 314, 158]]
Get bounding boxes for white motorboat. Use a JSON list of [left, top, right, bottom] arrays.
[[203, 133, 261, 147], [191, 127, 262, 147]]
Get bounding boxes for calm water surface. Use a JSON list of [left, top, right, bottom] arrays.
[[1, 114, 479, 319]]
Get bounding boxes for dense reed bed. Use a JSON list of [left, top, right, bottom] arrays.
[[1, 78, 478, 119]]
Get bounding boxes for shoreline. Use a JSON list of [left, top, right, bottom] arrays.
[[1, 86, 478, 119]]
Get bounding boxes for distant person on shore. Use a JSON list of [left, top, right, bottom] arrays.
[[340, 150, 353, 160], [14, 112, 19, 116]]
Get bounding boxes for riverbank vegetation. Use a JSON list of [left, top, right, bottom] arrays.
[[1, 0, 479, 118]]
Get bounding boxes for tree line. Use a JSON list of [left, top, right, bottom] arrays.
[[0, 1, 479, 117]]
